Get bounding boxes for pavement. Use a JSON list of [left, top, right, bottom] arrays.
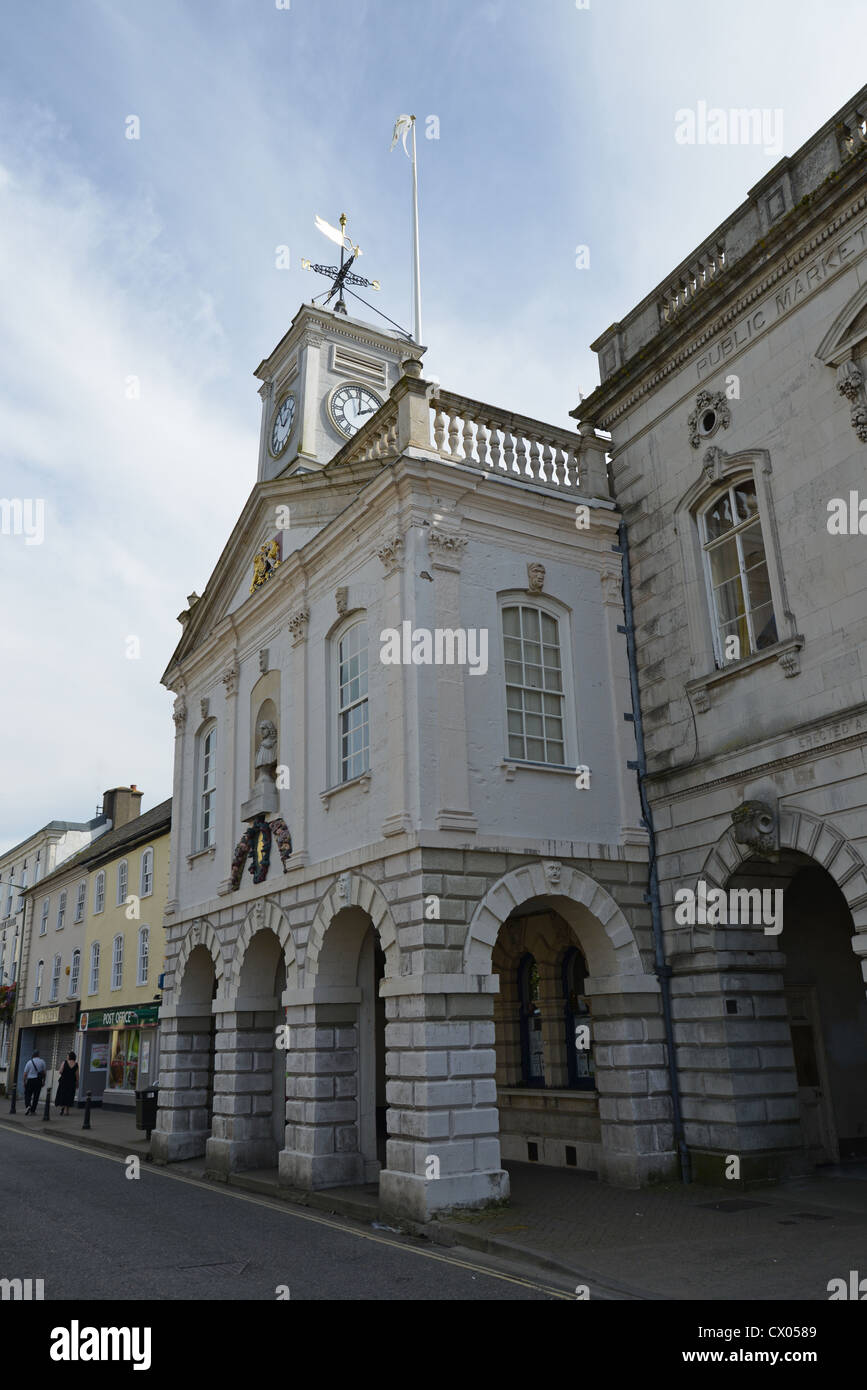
[[3, 1098, 865, 1300]]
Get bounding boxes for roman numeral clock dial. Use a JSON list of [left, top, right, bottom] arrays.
[[269, 393, 296, 457], [328, 382, 384, 439]]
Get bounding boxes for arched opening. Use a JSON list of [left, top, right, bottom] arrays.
[[176, 943, 218, 1143], [236, 928, 287, 1161], [493, 905, 601, 1172], [726, 853, 867, 1167]]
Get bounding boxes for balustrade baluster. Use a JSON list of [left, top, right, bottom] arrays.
[[433, 406, 447, 452], [462, 417, 475, 461], [475, 420, 489, 469], [447, 412, 460, 457]]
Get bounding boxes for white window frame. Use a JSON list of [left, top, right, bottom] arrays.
[[699, 479, 779, 666], [197, 724, 218, 851], [497, 592, 579, 770], [137, 926, 149, 986], [49, 953, 61, 1002], [94, 871, 106, 914], [111, 933, 123, 991], [69, 948, 81, 997], [117, 859, 129, 906], [140, 847, 154, 897], [39, 898, 49, 936], [34, 959, 44, 1004], [56, 891, 67, 931], [89, 941, 100, 995], [74, 880, 86, 923], [334, 617, 370, 785]]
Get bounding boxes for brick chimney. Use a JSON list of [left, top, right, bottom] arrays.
[[102, 785, 144, 829]]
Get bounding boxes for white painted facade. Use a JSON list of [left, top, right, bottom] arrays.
[[153, 303, 673, 1217]]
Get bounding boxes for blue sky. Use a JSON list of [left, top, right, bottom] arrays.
[[1, 0, 864, 852]]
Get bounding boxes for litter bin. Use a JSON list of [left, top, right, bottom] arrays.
[[135, 1086, 159, 1140]]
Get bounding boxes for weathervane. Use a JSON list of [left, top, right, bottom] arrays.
[[301, 213, 411, 337]]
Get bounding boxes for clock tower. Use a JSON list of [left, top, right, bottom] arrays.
[[254, 302, 424, 482]]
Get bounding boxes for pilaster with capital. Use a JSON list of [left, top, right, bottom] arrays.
[[217, 656, 240, 895], [378, 533, 412, 837], [428, 527, 477, 832], [286, 607, 309, 868]]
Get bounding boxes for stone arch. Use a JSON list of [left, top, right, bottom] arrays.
[[464, 862, 645, 978], [700, 804, 867, 937], [304, 872, 398, 984], [225, 897, 297, 997], [172, 918, 224, 1000]]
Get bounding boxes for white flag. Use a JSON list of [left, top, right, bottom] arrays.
[[390, 114, 413, 157], [314, 214, 347, 249]]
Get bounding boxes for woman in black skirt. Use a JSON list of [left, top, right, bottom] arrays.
[[55, 1051, 79, 1116]]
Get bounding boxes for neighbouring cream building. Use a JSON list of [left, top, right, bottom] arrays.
[[152, 298, 671, 1218], [577, 86, 867, 1182], [12, 788, 170, 1109], [0, 806, 110, 1092]]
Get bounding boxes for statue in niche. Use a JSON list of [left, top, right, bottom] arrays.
[[255, 719, 278, 780]]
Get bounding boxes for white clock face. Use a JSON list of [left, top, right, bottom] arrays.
[[328, 382, 384, 439], [270, 394, 296, 456]]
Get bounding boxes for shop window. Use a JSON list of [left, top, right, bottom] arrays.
[[111, 934, 123, 991], [94, 871, 105, 914], [74, 881, 86, 923], [69, 949, 80, 997], [49, 953, 61, 1002], [563, 947, 595, 1090], [108, 1029, 140, 1090], [518, 953, 545, 1087], [89, 942, 100, 995], [137, 926, 149, 986], [117, 860, 128, 906]]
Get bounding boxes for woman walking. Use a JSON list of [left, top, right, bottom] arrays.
[[55, 1051, 79, 1116]]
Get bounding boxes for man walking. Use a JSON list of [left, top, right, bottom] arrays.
[[23, 1050, 46, 1114]]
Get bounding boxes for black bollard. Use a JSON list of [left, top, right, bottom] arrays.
[[42, 1084, 51, 1122], [9, 1087, 16, 1114], [82, 1091, 92, 1130]]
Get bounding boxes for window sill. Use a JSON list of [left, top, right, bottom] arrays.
[[320, 772, 372, 810], [500, 759, 576, 782], [686, 634, 804, 713], [498, 1086, 598, 1101], [186, 847, 216, 867]]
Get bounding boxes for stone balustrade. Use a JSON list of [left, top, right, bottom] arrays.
[[660, 242, 727, 323]]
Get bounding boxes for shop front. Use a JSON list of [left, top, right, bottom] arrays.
[[14, 1002, 79, 1103], [78, 1004, 160, 1110]]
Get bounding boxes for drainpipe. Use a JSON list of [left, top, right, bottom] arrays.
[[614, 519, 691, 1184]]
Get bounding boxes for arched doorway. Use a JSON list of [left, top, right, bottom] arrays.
[[177, 943, 218, 1142], [725, 853, 867, 1167], [233, 927, 287, 1164]]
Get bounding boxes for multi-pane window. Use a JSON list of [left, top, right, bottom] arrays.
[[503, 605, 565, 765], [94, 871, 105, 914], [137, 926, 149, 986], [39, 898, 49, 935], [9, 929, 17, 983], [74, 881, 86, 923], [200, 727, 217, 850], [56, 891, 66, 931], [49, 953, 61, 1002], [89, 942, 100, 994], [70, 949, 80, 996], [338, 621, 369, 782], [5, 875, 12, 917], [111, 934, 123, 990], [140, 848, 154, 897], [117, 860, 128, 906], [34, 960, 44, 1004], [563, 948, 595, 1090], [700, 479, 778, 664], [34, 851, 41, 883], [518, 954, 545, 1087]]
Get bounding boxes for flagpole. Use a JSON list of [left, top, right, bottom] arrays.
[[410, 115, 422, 344]]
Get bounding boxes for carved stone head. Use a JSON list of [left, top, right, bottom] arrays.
[[527, 563, 546, 594], [731, 799, 778, 859]]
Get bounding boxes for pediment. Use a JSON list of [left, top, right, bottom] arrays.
[[816, 284, 867, 366]]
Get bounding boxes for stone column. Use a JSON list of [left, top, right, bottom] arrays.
[[278, 986, 364, 1189], [588, 975, 677, 1187], [378, 538, 412, 838], [206, 997, 279, 1175], [166, 694, 187, 917], [378, 975, 508, 1221], [428, 529, 478, 833], [152, 1003, 214, 1163]]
